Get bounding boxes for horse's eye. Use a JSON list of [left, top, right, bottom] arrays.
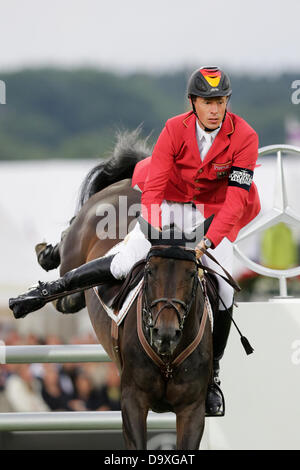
[[146, 269, 152, 276]]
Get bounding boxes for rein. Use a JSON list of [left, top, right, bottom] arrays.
[[197, 247, 241, 292]]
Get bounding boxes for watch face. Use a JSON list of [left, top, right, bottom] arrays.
[[204, 238, 211, 248]]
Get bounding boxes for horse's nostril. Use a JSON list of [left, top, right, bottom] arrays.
[[175, 329, 182, 339]]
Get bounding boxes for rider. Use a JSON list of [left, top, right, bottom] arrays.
[[9, 66, 261, 416]]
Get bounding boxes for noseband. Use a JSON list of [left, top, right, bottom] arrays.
[[143, 246, 200, 335]]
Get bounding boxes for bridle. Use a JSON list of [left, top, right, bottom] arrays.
[[142, 246, 200, 340]]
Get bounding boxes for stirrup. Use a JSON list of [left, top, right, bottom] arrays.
[[205, 378, 225, 417]]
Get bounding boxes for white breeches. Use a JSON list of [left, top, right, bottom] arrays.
[[109, 201, 234, 310]]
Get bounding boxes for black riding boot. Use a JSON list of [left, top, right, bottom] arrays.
[[206, 304, 233, 416], [9, 255, 116, 319]]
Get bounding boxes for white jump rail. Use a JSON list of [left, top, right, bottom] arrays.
[[0, 411, 176, 432], [0, 344, 111, 364], [0, 345, 177, 434]]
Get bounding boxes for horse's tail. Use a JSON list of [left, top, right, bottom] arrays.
[[76, 126, 152, 212]]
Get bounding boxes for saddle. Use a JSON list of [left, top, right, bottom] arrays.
[[97, 259, 146, 311]]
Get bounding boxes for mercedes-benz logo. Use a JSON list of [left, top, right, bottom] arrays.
[[233, 144, 300, 297]]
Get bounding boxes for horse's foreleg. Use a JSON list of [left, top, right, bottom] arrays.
[[121, 388, 148, 450], [176, 403, 206, 450]]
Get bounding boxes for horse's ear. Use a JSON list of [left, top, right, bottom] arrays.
[[137, 213, 215, 247], [204, 214, 214, 235], [137, 215, 162, 241], [137, 215, 185, 245]]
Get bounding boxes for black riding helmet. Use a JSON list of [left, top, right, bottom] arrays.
[[187, 66, 232, 99], [187, 66, 232, 131]]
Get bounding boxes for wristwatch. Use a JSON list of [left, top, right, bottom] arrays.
[[202, 237, 212, 249]]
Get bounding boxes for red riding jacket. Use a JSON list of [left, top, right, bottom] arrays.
[[131, 110, 261, 248]]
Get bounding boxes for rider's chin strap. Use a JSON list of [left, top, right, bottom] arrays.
[[191, 101, 217, 132]]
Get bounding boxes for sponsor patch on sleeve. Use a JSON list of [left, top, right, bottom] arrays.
[[228, 166, 253, 191]]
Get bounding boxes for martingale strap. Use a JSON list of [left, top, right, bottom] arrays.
[[136, 285, 208, 380]]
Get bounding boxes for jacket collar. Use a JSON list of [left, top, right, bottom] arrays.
[[182, 111, 235, 166]]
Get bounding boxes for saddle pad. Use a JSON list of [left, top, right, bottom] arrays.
[[93, 278, 144, 326]]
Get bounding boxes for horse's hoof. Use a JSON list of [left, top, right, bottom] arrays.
[[54, 291, 86, 314], [9, 296, 46, 319], [35, 242, 47, 257], [35, 243, 60, 271]]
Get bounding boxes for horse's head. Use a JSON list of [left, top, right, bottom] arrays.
[[143, 246, 199, 357]]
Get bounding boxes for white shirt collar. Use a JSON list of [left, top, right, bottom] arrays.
[[196, 120, 221, 144]]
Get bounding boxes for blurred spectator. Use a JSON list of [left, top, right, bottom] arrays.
[[261, 223, 297, 269], [0, 364, 13, 412], [0, 391, 13, 412], [23, 334, 45, 380], [58, 363, 79, 396], [97, 363, 121, 411], [72, 370, 103, 411], [4, 364, 49, 412], [0, 327, 121, 412], [3, 327, 22, 346], [69, 332, 98, 345], [25, 333, 43, 345], [40, 364, 74, 411], [45, 334, 63, 345], [82, 362, 110, 389]]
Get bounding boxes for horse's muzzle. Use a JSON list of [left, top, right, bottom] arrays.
[[152, 327, 181, 357]]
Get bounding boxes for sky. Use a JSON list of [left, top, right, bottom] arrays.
[[0, 0, 299, 75]]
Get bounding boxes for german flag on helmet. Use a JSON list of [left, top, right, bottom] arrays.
[[187, 66, 232, 98], [199, 67, 221, 87]]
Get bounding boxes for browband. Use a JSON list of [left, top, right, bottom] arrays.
[[146, 245, 197, 263]]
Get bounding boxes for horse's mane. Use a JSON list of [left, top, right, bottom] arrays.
[[75, 126, 152, 213]]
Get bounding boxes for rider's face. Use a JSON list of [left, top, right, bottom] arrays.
[[192, 96, 228, 131]]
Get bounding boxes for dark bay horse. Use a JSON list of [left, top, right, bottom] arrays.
[[39, 131, 215, 449]]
